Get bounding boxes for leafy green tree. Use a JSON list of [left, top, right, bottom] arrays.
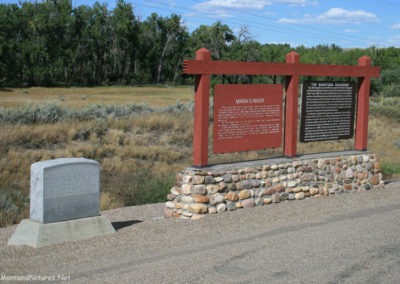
[[222, 26, 262, 83], [69, 4, 95, 85], [139, 13, 188, 84], [0, 1, 400, 90], [189, 21, 235, 60], [0, 4, 20, 85]]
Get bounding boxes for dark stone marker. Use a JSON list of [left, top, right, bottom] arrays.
[[300, 81, 356, 143]]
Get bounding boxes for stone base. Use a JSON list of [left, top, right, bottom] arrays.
[[165, 151, 384, 219], [7, 215, 115, 248]]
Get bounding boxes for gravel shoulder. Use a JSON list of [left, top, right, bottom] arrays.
[[1, 182, 399, 283]]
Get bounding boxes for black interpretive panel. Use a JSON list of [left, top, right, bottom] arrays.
[[300, 81, 356, 143]]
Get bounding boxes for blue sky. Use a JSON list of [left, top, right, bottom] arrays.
[[2, 0, 400, 48]]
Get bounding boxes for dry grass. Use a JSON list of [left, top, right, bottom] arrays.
[[100, 192, 124, 211], [368, 115, 400, 164], [0, 86, 193, 108], [0, 108, 193, 226], [0, 86, 194, 227], [0, 87, 399, 227]]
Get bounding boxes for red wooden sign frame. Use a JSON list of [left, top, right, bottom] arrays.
[[183, 48, 380, 167]]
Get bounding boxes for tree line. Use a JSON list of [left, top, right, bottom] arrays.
[[1, 0, 400, 95]]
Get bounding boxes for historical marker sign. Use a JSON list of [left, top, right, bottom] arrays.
[[30, 158, 100, 223], [300, 81, 356, 143], [213, 84, 283, 153]]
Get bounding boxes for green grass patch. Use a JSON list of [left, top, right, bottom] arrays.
[[102, 169, 176, 207], [381, 162, 400, 179]]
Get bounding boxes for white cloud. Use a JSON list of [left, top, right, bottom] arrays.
[[194, 0, 273, 10], [320, 8, 378, 24], [191, 0, 318, 19], [193, 0, 317, 10], [276, 0, 318, 7], [391, 23, 400, 29], [192, 0, 273, 18], [344, 28, 358, 33], [278, 8, 379, 25]]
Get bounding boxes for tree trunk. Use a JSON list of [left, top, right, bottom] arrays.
[[173, 57, 181, 83], [157, 36, 172, 83]]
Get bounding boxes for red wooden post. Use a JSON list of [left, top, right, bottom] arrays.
[[355, 56, 371, 151], [193, 48, 211, 167], [284, 51, 300, 157]]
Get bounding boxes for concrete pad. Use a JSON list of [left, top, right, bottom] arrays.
[[7, 215, 115, 248]]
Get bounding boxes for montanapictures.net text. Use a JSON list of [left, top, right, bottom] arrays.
[[1, 274, 71, 281]]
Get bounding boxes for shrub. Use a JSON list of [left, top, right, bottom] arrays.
[[0, 186, 29, 227], [0, 101, 194, 124], [0, 103, 68, 124], [370, 105, 400, 122]]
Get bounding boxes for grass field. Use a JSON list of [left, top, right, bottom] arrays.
[[0, 86, 193, 108], [0, 86, 399, 227]]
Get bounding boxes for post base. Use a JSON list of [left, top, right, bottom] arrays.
[[8, 215, 115, 248]]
